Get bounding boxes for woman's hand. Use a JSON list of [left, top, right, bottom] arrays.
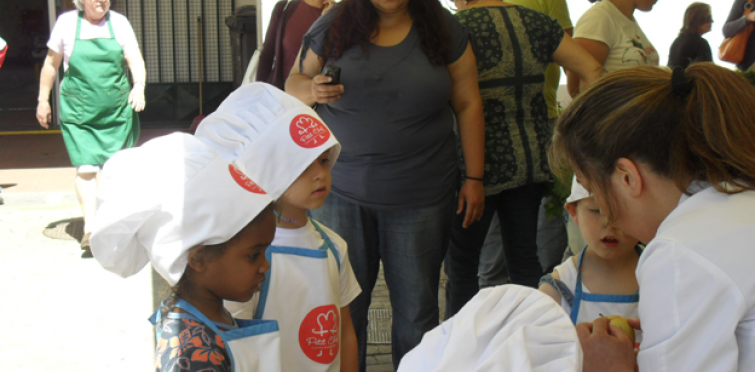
[[36, 100, 52, 129], [322, 0, 336, 14], [310, 74, 343, 104], [128, 85, 146, 112], [457, 180, 484, 228], [577, 317, 636, 372]]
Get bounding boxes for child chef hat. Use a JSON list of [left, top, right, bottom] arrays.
[[566, 175, 591, 204], [398, 285, 581, 372], [195, 83, 341, 200], [90, 133, 273, 286]]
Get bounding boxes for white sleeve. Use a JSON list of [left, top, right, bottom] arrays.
[[573, 8, 617, 48], [328, 232, 361, 307], [47, 13, 71, 54], [636, 241, 745, 372]]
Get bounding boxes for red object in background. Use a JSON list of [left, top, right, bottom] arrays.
[[0, 44, 6, 68]]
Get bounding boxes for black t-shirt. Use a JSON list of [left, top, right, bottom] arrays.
[[668, 33, 713, 69]]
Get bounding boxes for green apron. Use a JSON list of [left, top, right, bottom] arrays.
[[59, 12, 140, 166]]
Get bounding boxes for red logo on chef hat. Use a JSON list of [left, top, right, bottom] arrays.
[[299, 304, 340, 364], [290, 114, 330, 149], [229, 165, 266, 194]]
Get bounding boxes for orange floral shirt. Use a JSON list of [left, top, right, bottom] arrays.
[[155, 317, 231, 372]]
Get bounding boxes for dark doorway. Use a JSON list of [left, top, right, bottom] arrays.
[[0, 0, 50, 132]]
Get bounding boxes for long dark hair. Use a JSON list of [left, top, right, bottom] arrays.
[[323, 0, 451, 66], [549, 64, 755, 222]]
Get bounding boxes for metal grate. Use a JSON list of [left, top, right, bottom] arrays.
[[367, 309, 392, 344], [112, 0, 235, 84]]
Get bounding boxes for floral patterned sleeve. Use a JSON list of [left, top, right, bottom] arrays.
[[155, 318, 231, 372]]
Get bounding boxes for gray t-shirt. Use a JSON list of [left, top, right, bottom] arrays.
[[302, 6, 469, 209]]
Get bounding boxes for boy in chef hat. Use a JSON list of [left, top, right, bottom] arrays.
[[90, 133, 282, 372], [195, 83, 360, 372], [539, 176, 642, 348], [397, 285, 582, 372]]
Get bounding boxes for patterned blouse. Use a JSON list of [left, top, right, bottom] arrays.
[[155, 315, 234, 372], [456, 6, 564, 195]]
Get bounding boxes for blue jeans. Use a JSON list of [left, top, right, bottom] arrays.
[[444, 183, 544, 318], [310, 192, 454, 371]]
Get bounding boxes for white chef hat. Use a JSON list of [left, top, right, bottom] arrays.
[[565, 175, 591, 204], [90, 133, 273, 286], [398, 285, 582, 372], [195, 83, 341, 200]]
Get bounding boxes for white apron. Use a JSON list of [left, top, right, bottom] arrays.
[[571, 246, 642, 348], [255, 219, 342, 372], [151, 299, 282, 371]]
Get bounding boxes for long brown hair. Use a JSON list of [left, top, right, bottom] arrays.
[[323, 0, 451, 66], [549, 64, 755, 221], [680, 2, 711, 35]]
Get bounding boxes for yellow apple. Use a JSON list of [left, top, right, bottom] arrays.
[[605, 315, 635, 345]]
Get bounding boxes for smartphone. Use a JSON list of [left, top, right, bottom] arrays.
[[324, 65, 341, 85]]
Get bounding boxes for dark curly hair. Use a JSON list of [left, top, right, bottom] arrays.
[[323, 0, 451, 66]]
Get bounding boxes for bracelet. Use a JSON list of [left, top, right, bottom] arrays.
[[133, 82, 145, 87], [465, 175, 484, 182]]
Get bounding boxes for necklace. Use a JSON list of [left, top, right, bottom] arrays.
[[274, 210, 300, 224]]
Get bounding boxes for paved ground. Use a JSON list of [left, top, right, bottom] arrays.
[[0, 132, 449, 372]]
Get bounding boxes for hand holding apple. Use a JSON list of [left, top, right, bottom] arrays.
[[577, 317, 635, 372], [602, 314, 635, 345]]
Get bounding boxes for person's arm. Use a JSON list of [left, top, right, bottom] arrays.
[[340, 305, 358, 372], [552, 34, 602, 93], [566, 38, 608, 97], [635, 241, 745, 372], [538, 270, 563, 305], [285, 46, 343, 106], [448, 42, 485, 228], [36, 49, 63, 129], [124, 46, 146, 112], [723, 0, 753, 38], [256, 1, 285, 82]]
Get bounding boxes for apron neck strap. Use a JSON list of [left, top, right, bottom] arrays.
[[310, 219, 341, 271]]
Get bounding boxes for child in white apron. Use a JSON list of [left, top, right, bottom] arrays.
[[90, 133, 283, 372], [194, 83, 360, 372], [539, 177, 642, 347]]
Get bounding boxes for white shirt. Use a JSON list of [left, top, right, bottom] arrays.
[[47, 10, 140, 71], [574, 0, 659, 72], [272, 220, 361, 307], [637, 185, 755, 371]]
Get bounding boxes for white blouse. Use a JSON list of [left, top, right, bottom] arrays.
[[47, 10, 139, 71], [637, 184, 755, 371]]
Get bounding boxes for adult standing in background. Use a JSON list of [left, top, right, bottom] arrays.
[[500, 0, 574, 279], [286, 0, 485, 368], [36, 0, 144, 255], [567, 0, 659, 97], [668, 3, 713, 69], [723, 0, 755, 71], [444, 0, 601, 318], [256, 0, 334, 89]]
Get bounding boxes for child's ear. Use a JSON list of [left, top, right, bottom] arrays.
[[565, 202, 578, 223], [187, 246, 209, 273]]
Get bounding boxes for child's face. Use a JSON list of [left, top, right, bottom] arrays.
[[203, 208, 276, 303], [280, 150, 332, 211], [567, 197, 639, 259]]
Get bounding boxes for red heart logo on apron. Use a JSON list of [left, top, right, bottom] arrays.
[[289, 114, 331, 149], [298, 304, 339, 364]]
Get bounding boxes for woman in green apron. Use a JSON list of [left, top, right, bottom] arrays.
[[37, 0, 144, 255]]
